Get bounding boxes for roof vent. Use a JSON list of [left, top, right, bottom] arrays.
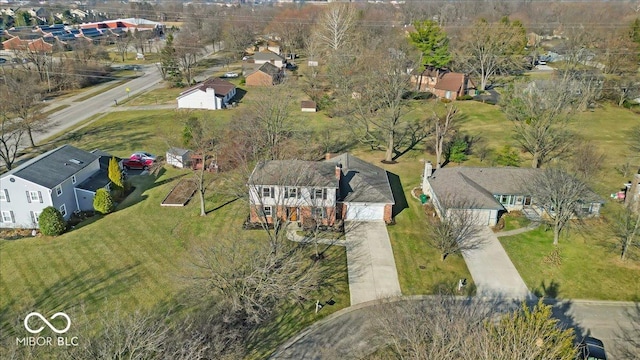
[[69, 159, 83, 165]]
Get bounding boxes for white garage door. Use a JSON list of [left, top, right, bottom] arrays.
[[345, 204, 385, 221]]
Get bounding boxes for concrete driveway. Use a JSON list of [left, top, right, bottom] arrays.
[[462, 226, 533, 300], [344, 221, 402, 305]]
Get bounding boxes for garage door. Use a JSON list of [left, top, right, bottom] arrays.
[[345, 204, 385, 221]]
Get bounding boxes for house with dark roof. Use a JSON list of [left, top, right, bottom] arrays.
[[421, 163, 603, 226], [176, 77, 236, 110], [0, 145, 115, 229], [245, 62, 284, 87], [411, 67, 476, 100], [247, 153, 395, 226]]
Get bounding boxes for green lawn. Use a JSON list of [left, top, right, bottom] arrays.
[[500, 225, 640, 301]]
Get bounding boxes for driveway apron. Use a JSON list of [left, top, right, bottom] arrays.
[[345, 221, 402, 305], [462, 226, 534, 300]]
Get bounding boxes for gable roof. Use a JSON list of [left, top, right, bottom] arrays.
[[2, 145, 98, 189], [252, 50, 284, 62], [326, 153, 395, 204], [414, 67, 475, 92], [90, 149, 121, 171], [250, 62, 281, 78], [177, 78, 235, 99], [249, 160, 338, 188], [427, 167, 602, 210]]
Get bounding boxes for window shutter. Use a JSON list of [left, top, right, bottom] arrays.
[[270, 187, 275, 198], [30, 211, 35, 224], [4, 189, 9, 202], [10, 211, 15, 223], [26, 191, 31, 203], [323, 189, 327, 200], [38, 191, 43, 203]]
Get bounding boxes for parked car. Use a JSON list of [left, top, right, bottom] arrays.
[[224, 72, 239, 78], [578, 337, 607, 360], [130, 152, 156, 162], [122, 157, 153, 170], [0, 58, 6, 64]]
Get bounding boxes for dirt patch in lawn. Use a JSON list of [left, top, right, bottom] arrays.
[[161, 178, 198, 206]]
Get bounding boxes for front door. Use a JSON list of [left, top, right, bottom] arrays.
[[524, 196, 532, 206], [287, 207, 299, 221]]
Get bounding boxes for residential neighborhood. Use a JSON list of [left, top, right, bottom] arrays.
[[1, 1, 639, 359]]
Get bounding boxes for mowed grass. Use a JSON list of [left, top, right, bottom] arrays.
[[350, 149, 474, 295], [500, 224, 640, 301]]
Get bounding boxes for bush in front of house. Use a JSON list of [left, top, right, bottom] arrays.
[[38, 206, 66, 236], [93, 189, 115, 215]]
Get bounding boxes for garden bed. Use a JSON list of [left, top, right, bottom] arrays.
[[161, 178, 197, 206]]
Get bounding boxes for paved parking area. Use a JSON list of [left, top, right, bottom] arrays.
[[344, 221, 402, 305]]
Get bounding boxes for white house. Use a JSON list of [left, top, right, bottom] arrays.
[[0, 145, 113, 229], [250, 50, 286, 68], [177, 78, 236, 110]]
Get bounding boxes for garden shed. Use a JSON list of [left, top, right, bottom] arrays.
[[166, 147, 192, 168]]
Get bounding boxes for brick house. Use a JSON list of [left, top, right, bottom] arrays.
[[245, 62, 284, 87], [411, 66, 476, 100], [248, 153, 395, 226]]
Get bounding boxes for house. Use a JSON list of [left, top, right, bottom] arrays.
[[248, 50, 286, 68], [245, 62, 284, 87], [0, 145, 114, 229], [301, 100, 317, 112], [411, 67, 476, 100], [257, 40, 281, 55], [166, 147, 192, 168], [177, 78, 236, 110], [247, 153, 395, 227], [421, 163, 603, 226]]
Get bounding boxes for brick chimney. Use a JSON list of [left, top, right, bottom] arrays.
[[325, 152, 335, 160]]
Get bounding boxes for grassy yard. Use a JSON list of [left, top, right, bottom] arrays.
[[350, 149, 474, 295], [500, 224, 640, 301], [0, 167, 349, 353]]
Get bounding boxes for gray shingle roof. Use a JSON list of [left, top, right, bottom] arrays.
[[249, 160, 338, 188], [76, 169, 110, 192], [255, 62, 281, 77], [252, 50, 284, 62], [167, 147, 191, 156], [5, 145, 98, 189], [326, 153, 395, 204]]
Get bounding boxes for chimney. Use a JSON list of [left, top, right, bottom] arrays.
[[335, 163, 342, 180], [325, 152, 334, 160], [424, 161, 433, 178]]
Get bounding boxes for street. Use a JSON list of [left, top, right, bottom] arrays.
[[272, 297, 638, 359]]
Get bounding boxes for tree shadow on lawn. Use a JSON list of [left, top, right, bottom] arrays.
[[205, 197, 240, 215], [0, 263, 140, 338], [387, 171, 409, 218]]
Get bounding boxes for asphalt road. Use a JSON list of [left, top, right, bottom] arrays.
[[34, 64, 163, 146], [272, 297, 638, 359]]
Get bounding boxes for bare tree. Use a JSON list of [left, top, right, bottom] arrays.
[[530, 168, 592, 246], [426, 197, 484, 261], [315, 4, 357, 53], [0, 86, 25, 170], [4, 70, 48, 148], [173, 28, 203, 86], [570, 141, 606, 181], [432, 105, 458, 169], [610, 206, 640, 261], [501, 79, 577, 168], [113, 32, 132, 62], [451, 17, 527, 91]]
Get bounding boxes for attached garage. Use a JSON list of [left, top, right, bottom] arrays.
[[345, 203, 386, 221], [447, 208, 499, 227]]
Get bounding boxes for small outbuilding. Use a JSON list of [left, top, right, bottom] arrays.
[[166, 147, 192, 168], [301, 100, 317, 112]]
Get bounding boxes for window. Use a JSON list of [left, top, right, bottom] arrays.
[[72, 175, 77, 184], [311, 188, 327, 200], [59, 204, 67, 217], [1, 211, 13, 223], [313, 207, 327, 219], [262, 187, 273, 198], [0, 189, 6, 202], [262, 206, 272, 217], [29, 191, 39, 202], [285, 187, 298, 198], [55, 185, 62, 196], [30, 211, 40, 224]]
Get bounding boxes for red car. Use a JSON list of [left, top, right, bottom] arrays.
[[122, 157, 153, 170]]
